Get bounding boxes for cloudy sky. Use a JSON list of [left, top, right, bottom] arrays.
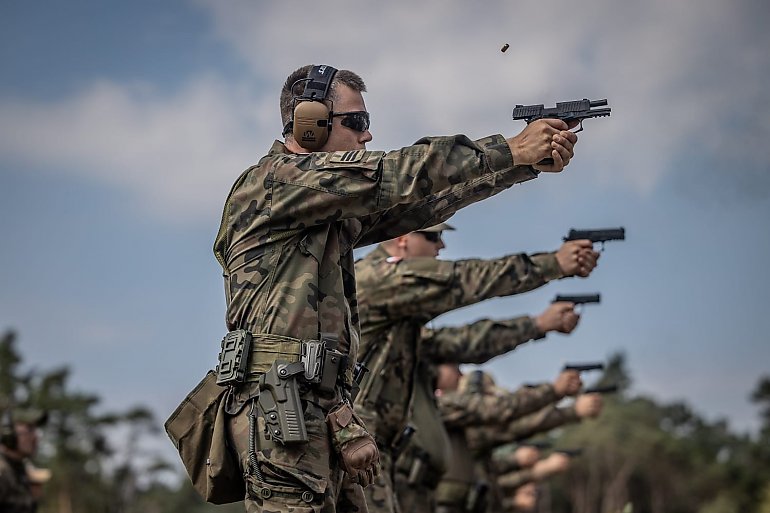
[[2, 0, 769, 463]]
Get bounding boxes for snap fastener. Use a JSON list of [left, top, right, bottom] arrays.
[[301, 491, 314, 503], [260, 488, 272, 499]]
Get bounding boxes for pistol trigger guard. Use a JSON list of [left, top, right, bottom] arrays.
[[570, 121, 584, 134]]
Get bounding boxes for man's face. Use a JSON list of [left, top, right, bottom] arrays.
[[404, 231, 445, 258], [320, 84, 372, 152], [436, 364, 462, 392], [14, 422, 38, 458]]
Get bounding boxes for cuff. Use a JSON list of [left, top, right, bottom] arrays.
[[530, 252, 565, 282], [478, 134, 539, 184], [525, 316, 547, 341]]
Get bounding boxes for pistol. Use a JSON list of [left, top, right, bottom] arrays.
[[583, 384, 619, 394], [513, 98, 611, 164], [552, 293, 601, 305], [513, 99, 611, 131], [564, 228, 625, 247], [258, 360, 308, 444], [563, 362, 604, 373], [521, 440, 552, 450], [554, 448, 583, 457]]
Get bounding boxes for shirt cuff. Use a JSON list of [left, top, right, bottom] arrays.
[[530, 252, 565, 282], [477, 134, 539, 184]]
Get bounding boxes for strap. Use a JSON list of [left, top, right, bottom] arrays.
[[246, 334, 304, 378]]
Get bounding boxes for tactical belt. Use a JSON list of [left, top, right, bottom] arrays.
[[215, 330, 351, 389]]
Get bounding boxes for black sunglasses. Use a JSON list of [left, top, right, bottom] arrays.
[[417, 231, 442, 243], [331, 111, 370, 133]]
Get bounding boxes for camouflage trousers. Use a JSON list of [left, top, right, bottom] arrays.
[[394, 471, 437, 513], [227, 396, 369, 513]]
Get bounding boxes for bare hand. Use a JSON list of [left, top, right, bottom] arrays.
[[535, 303, 580, 334], [506, 119, 578, 172], [511, 483, 538, 511], [575, 393, 604, 418], [514, 446, 541, 468], [555, 240, 600, 278], [532, 453, 571, 479], [553, 370, 582, 398]]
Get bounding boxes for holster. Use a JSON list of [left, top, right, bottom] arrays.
[[257, 360, 308, 444], [215, 330, 352, 445]]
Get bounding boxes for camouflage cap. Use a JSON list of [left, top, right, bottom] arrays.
[[14, 408, 48, 427], [418, 222, 456, 233]]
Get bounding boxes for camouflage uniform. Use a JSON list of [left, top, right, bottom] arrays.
[[0, 453, 36, 513], [354, 246, 563, 513], [213, 135, 540, 512], [466, 404, 580, 454], [432, 372, 560, 513], [480, 406, 582, 512]]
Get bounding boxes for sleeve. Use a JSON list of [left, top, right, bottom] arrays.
[[465, 405, 581, 453], [265, 135, 538, 232], [375, 252, 559, 324], [420, 316, 543, 364], [439, 384, 558, 428], [497, 468, 536, 490]]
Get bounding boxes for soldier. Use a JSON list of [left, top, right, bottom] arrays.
[[467, 392, 604, 455], [354, 224, 598, 513], [0, 408, 47, 513], [429, 366, 582, 513], [211, 63, 579, 513]]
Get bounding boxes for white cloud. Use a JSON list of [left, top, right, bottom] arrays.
[[0, 75, 274, 224]]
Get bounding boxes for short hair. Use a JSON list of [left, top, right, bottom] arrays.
[[280, 65, 367, 135]]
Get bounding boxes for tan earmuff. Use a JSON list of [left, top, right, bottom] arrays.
[[293, 99, 332, 151]]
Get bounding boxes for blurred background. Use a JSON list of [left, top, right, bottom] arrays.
[[1, 0, 769, 511]]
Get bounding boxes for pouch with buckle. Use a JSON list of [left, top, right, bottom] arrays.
[[164, 371, 244, 504]]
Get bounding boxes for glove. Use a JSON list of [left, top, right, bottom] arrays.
[[326, 402, 380, 487]]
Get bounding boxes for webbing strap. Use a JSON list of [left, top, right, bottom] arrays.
[[246, 334, 304, 377]]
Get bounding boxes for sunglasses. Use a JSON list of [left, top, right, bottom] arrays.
[[331, 111, 370, 133], [417, 231, 442, 243]]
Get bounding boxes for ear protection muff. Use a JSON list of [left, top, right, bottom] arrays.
[[0, 408, 17, 450], [291, 64, 338, 151]]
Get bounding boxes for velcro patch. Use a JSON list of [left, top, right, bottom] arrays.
[[328, 150, 366, 164]]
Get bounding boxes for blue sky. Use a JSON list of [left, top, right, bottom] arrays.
[[2, 0, 769, 467]]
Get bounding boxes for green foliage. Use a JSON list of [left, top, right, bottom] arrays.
[[545, 353, 770, 513], [2, 329, 245, 513]]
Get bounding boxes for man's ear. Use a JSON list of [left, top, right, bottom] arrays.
[[396, 235, 409, 250]]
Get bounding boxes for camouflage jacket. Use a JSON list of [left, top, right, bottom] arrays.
[[213, 136, 537, 403], [354, 244, 562, 444], [435, 374, 560, 496], [0, 454, 36, 513], [467, 405, 580, 454], [439, 372, 559, 430]]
